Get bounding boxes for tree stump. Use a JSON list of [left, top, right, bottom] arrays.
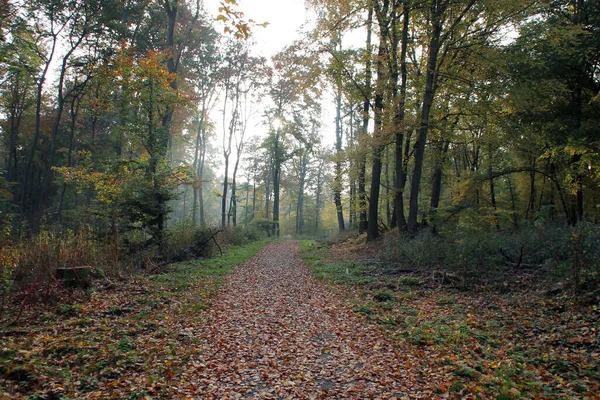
[[55, 266, 92, 288]]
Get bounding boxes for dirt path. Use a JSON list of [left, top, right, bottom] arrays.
[[179, 242, 424, 399]]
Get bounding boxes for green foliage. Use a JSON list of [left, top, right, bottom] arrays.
[[373, 289, 394, 302], [383, 223, 600, 291], [221, 224, 268, 246], [384, 231, 446, 268]]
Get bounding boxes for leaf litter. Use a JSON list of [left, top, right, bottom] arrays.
[[2, 241, 430, 399], [180, 241, 427, 398]]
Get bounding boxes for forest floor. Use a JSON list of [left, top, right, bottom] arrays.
[[302, 234, 600, 399], [1, 239, 599, 399]]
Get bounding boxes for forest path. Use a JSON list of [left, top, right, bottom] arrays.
[[182, 241, 423, 399]]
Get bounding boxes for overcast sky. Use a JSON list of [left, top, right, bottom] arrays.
[[204, 0, 312, 58]]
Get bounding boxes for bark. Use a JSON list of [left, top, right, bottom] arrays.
[[385, 147, 391, 227], [430, 141, 449, 212], [57, 93, 81, 225], [407, 0, 476, 232], [296, 154, 308, 235], [272, 131, 281, 237], [366, 40, 387, 241], [358, 4, 373, 234], [407, 4, 442, 232], [6, 74, 28, 186], [488, 163, 500, 230], [251, 164, 257, 222], [367, 0, 391, 242], [507, 175, 519, 229], [393, 0, 410, 232], [334, 84, 345, 232], [525, 157, 536, 221], [192, 93, 211, 225], [21, 30, 57, 220], [315, 156, 325, 232]]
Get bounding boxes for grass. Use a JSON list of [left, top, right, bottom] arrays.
[[0, 240, 270, 398], [299, 239, 600, 399]]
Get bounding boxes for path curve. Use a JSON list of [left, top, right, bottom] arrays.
[[183, 242, 424, 399]]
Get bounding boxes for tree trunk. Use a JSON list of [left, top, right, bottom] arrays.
[[222, 158, 229, 228], [273, 130, 281, 237], [358, 3, 373, 234], [525, 157, 536, 221], [334, 85, 345, 232], [367, 1, 390, 241], [192, 103, 206, 225], [296, 154, 308, 235], [407, 8, 442, 232], [489, 163, 500, 230], [58, 93, 81, 225], [21, 34, 57, 222], [430, 141, 449, 212], [385, 147, 391, 227], [393, 0, 410, 232]]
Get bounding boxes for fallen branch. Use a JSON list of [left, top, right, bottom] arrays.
[[198, 229, 223, 256]]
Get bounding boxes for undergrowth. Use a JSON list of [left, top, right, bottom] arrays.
[[0, 240, 269, 398], [300, 239, 600, 399], [383, 222, 600, 292]]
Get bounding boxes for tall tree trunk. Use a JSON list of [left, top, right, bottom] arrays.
[[525, 157, 536, 221], [296, 154, 308, 235], [348, 105, 356, 228], [58, 93, 81, 225], [245, 177, 250, 226], [7, 76, 27, 186], [192, 103, 206, 225], [358, 3, 373, 234], [21, 34, 57, 222], [334, 85, 345, 232], [407, 0, 476, 232], [407, 4, 442, 232], [488, 163, 500, 230], [393, 0, 410, 232], [272, 130, 281, 237], [315, 157, 324, 232], [222, 159, 229, 228], [367, 0, 390, 241], [430, 141, 449, 213], [507, 175, 519, 229], [251, 167, 257, 222], [385, 147, 391, 227]]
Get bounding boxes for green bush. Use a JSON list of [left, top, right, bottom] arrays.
[[384, 223, 600, 291], [247, 218, 273, 237], [384, 231, 446, 268], [221, 224, 268, 247]]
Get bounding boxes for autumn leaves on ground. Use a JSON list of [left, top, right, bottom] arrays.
[[2, 240, 599, 399]]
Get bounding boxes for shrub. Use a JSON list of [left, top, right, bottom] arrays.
[[0, 229, 119, 315], [221, 224, 268, 247], [383, 223, 600, 291], [384, 231, 446, 268], [162, 222, 219, 261]]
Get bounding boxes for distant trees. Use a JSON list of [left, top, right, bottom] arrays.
[[0, 0, 225, 245], [2, 0, 597, 248], [304, 0, 600, 241]]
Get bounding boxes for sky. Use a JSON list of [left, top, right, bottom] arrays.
[[202, 0, 339, 153], [204, 0, 312, 59]]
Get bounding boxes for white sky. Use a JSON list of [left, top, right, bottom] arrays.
[[204, 0, 312, 59], [202, 0, 339, 160]]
